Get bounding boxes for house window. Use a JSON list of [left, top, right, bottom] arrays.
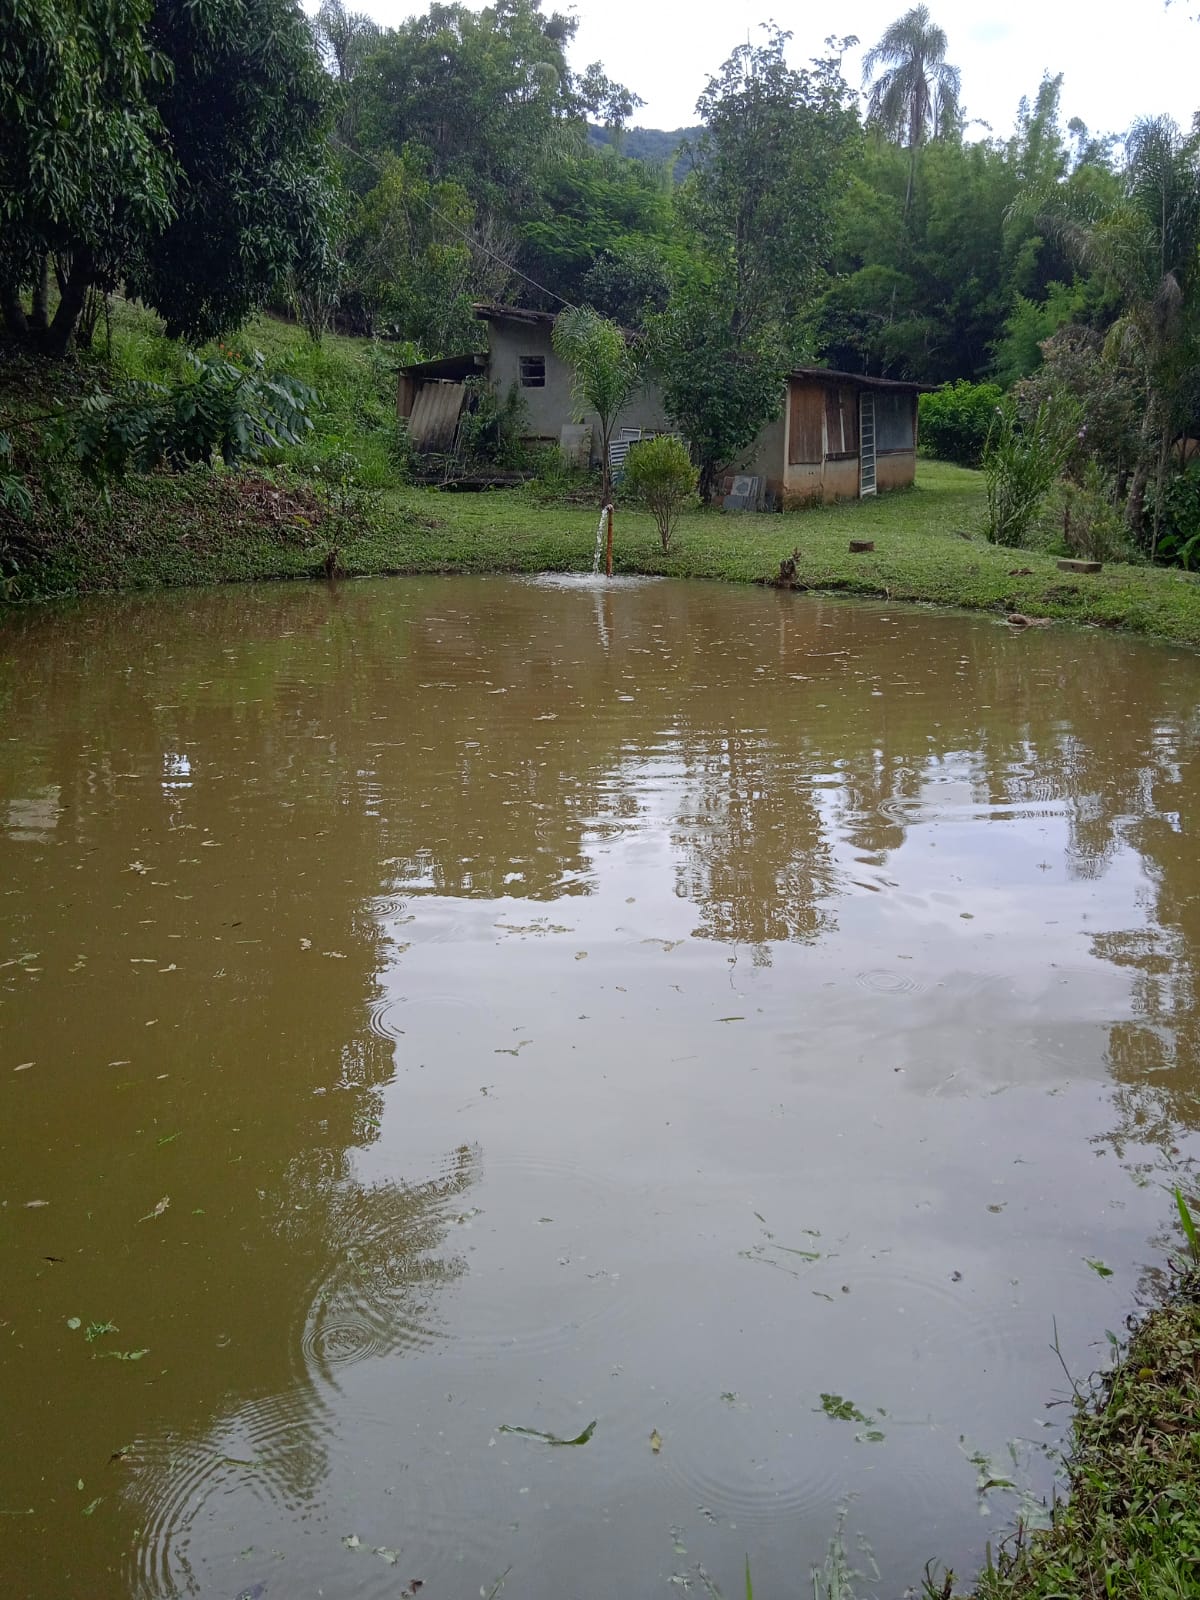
[[519, 356, 546, 388], [875, 392, 915, 450]]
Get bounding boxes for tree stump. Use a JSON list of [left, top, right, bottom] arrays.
[[849, 540, 875, 554], [1057, 558, 1102, 574]]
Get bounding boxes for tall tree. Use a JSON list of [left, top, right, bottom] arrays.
[[0, 0, 174, 353], [656, 29, 857, 493], [861, 5, 960, 209], [0, 0, 334, 353], [312, 0, 380, 82]]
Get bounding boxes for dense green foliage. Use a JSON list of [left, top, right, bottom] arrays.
[[58, 352, 315, 478], [652, 29, 858, 492], [919, 380, 1003, 466], [1, 0, 334, 354]]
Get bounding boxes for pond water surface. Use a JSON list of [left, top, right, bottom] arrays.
[[3, 575, 1200, 1600]]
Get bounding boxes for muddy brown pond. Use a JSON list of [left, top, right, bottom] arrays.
[[3, 575, 1200, 1599]]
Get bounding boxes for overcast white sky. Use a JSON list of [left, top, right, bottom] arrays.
[[358, 0, 1198, 141]]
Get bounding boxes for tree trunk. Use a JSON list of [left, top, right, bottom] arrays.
[[30, 257, 49, 333], [1, 285, 30, 339], [1125, 456, 1150, 542], [43, 253, 93, 357]]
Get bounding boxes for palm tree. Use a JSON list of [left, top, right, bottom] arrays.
[[312, 0, 380, 84], [862, 6, 961, 209], [551, 307, 646, 506]]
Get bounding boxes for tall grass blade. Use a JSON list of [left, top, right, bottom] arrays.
[[1176, 1186, 1199, 1262]]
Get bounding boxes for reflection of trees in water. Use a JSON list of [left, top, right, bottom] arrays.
[[1091, 736, 1200, 1154], [671, 733, 834, 955], [123, 1142, 481, 1598], [280, 1142, 480, 1377]]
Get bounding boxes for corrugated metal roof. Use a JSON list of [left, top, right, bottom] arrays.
[[473, 302, 558, 328], [790, 367, 937, 393], [408, 381, 468, 453], [399, 352, 487, 381]]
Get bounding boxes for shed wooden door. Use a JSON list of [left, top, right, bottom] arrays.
[[824, 386, 859, 455], [788, 383, 824, 464]]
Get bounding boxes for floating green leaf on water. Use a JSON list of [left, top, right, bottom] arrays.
[[497, 1419, 596, 1447], [85, 1321, 118, 1343], [156, 1131, 180, 1146], [98, 1348, 148, 1361], [66, 1317, 81, 1330], [1084, 1257, 1114, 1278], [138, 1195, 170, 1223], [81, 1497, 102, 1516], [649, 1428, 663, 1454], [818, 1394, 872, 1426]]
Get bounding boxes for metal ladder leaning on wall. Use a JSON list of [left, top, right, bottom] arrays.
[[859, 392, 877, 498]]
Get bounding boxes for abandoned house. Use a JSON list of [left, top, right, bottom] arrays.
[[398, 309, 931, 507], [396, 303, 671, 464], [733, 368, 932, 509]]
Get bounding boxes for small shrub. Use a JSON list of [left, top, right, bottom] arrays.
[[1152, 461, 1200, 569], [1062, 463, 1134, 564], [457, 380, 529, 469], [919, 380, 1004, 467], [622, 435, 698, 551], [983, 394, 1082, 548], [56, 351, 315, 479]]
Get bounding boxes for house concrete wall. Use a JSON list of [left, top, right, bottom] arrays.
[[730, 412, 786, 502], [877, 450, 917, 492], [485, 319, 671, 460]]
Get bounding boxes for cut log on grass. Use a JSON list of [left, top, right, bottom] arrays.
[[1057, 558, 1102, 574], [848, 540, 875, 554]]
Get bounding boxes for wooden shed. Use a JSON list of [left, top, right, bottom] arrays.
[[737, 368, 933, 509]]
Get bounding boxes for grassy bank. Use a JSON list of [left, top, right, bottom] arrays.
[[951, 1261, 1200, 1600], [3, 301, 1200, 647]]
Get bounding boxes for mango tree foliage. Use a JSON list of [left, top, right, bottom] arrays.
[[129, 0, 335, 343], [0, 0, 174, 351], [340, 149, 481, 350], [0, 0, 334, 353]]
